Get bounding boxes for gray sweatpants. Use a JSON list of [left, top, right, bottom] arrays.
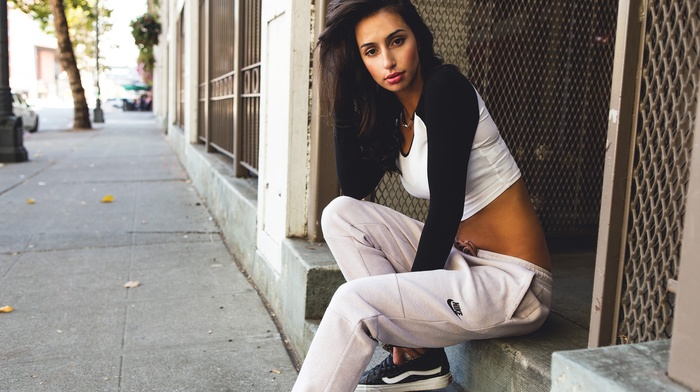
[[292, 196, 552, 392]]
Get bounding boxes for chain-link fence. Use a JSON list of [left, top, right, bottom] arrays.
[[617, 0, 699, 344], [372, 0, 618, 239]]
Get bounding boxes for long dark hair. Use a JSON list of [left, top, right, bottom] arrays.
[[317, 0, 443, 172]]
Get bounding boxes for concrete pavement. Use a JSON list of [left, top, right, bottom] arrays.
[[0, 111, 298, 391]]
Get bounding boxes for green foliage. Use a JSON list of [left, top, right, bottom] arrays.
[[130, 12, 161, 49], [10, 0, 113, 71], [10, 0, 100, 31], [131, 12, 160, 86]]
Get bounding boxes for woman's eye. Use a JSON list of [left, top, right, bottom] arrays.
[[392, 37, 405, 46], [365, 48, 377, 56]]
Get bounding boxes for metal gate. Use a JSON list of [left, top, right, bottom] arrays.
[[372, 0, 618, 239], [617, 0, 699, 345], [197, 0, 261, 176]]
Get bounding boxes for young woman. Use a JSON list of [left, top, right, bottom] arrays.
[[293, 1, 552, 391]]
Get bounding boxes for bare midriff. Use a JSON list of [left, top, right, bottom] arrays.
[[456, 178, 551, 271]]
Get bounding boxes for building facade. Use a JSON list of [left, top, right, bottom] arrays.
[[152, 0, 699, 390], [8, 4, 59, 100]]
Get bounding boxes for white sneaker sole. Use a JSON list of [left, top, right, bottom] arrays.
[[355, 372, 452, 391]]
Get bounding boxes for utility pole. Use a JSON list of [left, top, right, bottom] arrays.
[[0, 0, 27, 162], [93, 0, 104, 123]]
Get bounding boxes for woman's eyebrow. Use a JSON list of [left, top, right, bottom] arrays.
[[359, 29, 406, 48], [387, 29, 406, 39]]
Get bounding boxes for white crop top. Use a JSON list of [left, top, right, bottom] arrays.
[[398, 90, 521, 221]]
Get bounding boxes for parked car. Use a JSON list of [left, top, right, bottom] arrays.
[[104, 98, 123, 109], [12, 93, 39, 133], [104, 97, 137, 111]]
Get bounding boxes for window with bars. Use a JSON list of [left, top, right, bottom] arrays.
[[196, 0, 261, 176]]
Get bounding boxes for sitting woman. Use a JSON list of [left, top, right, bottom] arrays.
[[293, 0, 552, 391]]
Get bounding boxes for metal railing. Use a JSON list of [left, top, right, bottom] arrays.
[[196, 0, 261, 176], [238, 0, 261, 174]]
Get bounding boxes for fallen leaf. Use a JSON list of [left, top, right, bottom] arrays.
[[124, 281, 140, 288], [101, 194, 115, 203], [26, 198, 35, 204], [270, 369, 281, 374], [0, 305, 14, 313]]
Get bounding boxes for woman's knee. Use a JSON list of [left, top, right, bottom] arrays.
[[327, 280, 373, 316], [321, 196, 361, 233]]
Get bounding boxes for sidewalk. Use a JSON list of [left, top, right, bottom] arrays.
[[0, 112, 297, 391]]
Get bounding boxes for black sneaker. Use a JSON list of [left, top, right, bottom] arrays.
[[355, 348, 452, 391]]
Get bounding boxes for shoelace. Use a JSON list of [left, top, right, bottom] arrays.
[[367, 355, 398, 379]]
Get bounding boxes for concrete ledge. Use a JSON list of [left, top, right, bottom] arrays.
[[166, 130, 258, 270], [298, 312, 586, 392], [280, 239, 344, 359], [448, 312, 588, 391], [551, 339, 690, 392]]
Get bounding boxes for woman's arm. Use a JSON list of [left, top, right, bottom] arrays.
[[333, 103, 385, 199], [412, 66, 479, 272]]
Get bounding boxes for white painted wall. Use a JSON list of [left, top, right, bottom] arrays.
[[184, 0, 199, 144], [156, 0, 315, 276], [287, 0, 313, 238], [167, 0, 182, 130], [257, 0, 313, 273], [152, 0, 170, 128]]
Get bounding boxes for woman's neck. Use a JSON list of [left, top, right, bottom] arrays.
[[395, 74, 423, 117]]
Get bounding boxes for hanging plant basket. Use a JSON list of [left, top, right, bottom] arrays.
[[131, 13, 161, 49], [131, 12, 161, 86]]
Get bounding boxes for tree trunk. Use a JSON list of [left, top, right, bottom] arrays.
[[49, 0, 91, 130]]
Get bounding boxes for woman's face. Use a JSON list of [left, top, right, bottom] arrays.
[[355, 10, 422, 98]]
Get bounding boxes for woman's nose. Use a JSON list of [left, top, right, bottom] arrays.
[[382, 52, 396, 69]]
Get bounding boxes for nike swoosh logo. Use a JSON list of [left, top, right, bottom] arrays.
[[381, 366, 442, 384], [447, 299, 462, 318]]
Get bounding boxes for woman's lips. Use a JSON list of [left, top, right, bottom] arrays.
[[386, 72, 404, 85]]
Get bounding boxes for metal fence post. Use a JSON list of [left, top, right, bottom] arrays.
[[588, 0, 645, 348]]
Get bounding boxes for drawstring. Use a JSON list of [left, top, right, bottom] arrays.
[[454, 238, 478, 256]]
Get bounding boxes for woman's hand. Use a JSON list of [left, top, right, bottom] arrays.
[[392, 346, 428, 365]]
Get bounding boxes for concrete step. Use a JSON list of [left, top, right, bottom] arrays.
[[447, 313, 587, 391], [551, 340, 690, 392], [304, 312, 587, 392]]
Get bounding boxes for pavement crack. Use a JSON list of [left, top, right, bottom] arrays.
[[127, 230, 221, 234], [0, 162, 59, 197]]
